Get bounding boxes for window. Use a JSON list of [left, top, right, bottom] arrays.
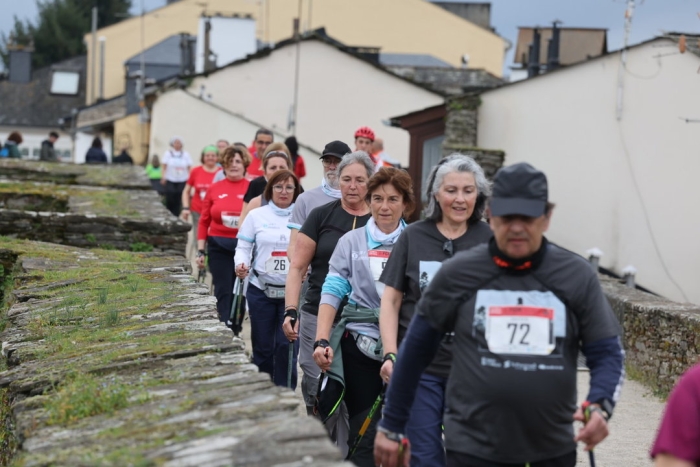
[[50, 70, 80, 95]]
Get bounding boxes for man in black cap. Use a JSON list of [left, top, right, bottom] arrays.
[[375, 162, 625, 467], [285, 140, 351, 415]]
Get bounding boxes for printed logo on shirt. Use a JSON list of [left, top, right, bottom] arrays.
[[218, 194, 229, 199], [473, 290, 567, 365], [419, 261, 442, 292]]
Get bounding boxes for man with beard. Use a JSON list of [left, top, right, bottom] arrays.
[[286, 140, 351, 416]]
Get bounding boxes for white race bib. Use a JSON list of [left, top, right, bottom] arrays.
[[368, 250, 390, 281], [221, 212, 240, 229], [485, 305, 555, 356], [265, 251, 289, 274]]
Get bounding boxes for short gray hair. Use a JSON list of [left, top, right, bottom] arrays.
[[337, 151, 374, 180], [424, 153, 491, 224]]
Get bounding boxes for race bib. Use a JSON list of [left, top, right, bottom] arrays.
[[485, 305, 555, 356], [221, 212, 240, 229], [265, 251, 289, 274], [368, 250, 390, 281]]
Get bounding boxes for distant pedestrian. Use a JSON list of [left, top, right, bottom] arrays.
[[216, 139, 230, 154], [40, 131, 59, 162], [161, 136, 192, 217], [247, 128, 274, 179], [651, 363, 700, 466], [145, 155, 164, 195], [182, 145, 221, 258], [1, 131, 23, 158], [285, 136, 307, 182], [85, 137, 108, 164], [371, 138, 400, 171], [113, 148, 134, 164]]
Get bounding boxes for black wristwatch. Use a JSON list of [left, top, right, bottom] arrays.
[[196, 249, 206, 258], [593, 398, 614, 421], [313, 339, 330, 350], [383, 352, 396, 364]]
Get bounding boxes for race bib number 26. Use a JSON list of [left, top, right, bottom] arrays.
[[485, 305, 555, 356], [265, 251, 289, 274]]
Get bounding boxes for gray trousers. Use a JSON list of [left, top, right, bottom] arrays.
[[299, 309, 349, 458]]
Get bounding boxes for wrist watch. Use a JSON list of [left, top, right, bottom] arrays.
[[313, 339, 330, 350], [592, 398, 613, 421], [377, 425, 405, 443]]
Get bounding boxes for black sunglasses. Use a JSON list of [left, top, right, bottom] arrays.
[[443, 239, 454, 257]]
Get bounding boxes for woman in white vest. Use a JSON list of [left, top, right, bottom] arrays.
[[234, 169, 302, 388], [160, 136, 193, 216], [312, 167, 415, 466]]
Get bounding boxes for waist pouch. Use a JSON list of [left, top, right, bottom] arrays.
[[262, 283, 285, 299], [348, 330, 382, 361]]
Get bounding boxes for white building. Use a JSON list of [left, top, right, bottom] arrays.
[[477, 35, 700, 305], [149, 89, 324, 184], [148, 31, 445, 186]]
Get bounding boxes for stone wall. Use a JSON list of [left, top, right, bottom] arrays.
[[0, 238, 347, 466], [442, 94, 506, 178], [1, 171, 189, 255], [600, 275, 700, 395]]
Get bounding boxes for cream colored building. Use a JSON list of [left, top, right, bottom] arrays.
[[149, 34, 444, 182], [85, 0, 507, 105], [477, 37, 700, 305]]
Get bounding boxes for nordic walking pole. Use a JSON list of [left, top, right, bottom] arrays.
[[346, 384, 387, 461], [229, 277, 244, 336], [581, 401, 597, 467], [287, 315, 297, 388]]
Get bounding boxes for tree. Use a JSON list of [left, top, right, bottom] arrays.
[[1, 0, 132, 70]]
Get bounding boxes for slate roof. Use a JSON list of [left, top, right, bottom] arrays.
[[125, 34, 188, 67], [379, 53, 453, 68], [0, 55, 86, 128]]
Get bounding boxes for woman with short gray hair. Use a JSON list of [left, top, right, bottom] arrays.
[[377, 154, 493, 467], [283, 151, 373, 457]]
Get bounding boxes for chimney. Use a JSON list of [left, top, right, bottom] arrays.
[[203, 18, 217, 72], [8, 44, 33, 84], [546, 21, 561, 72], [527, 28, 541, 78], [180, 33, 196, 75]]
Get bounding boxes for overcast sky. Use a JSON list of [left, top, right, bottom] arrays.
[[3, 0, 699, 73]]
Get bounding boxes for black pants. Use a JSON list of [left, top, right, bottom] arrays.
[[446, 450, 576, 467], [165, 181, 186, 216], [207, 236, 246, 332], [341, 332, 383, 467]]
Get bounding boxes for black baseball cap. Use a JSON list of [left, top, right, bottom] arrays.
[[322, 140, 351, 159], [490, 163, 548, 217]]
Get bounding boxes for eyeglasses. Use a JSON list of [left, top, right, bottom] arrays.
[[443, 239, 454, 257], [273, 185, 296, 193], [321, 157, 341, 167], [256, 140, 272, 146]]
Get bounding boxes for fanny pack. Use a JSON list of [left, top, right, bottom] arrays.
[[262, 283, 285, 299], [348, 330, 382, 361]]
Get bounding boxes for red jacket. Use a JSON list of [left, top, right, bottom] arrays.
[[197, 178, 250, 240]]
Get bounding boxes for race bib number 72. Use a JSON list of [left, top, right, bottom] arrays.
[[485, 305, 555, 356]]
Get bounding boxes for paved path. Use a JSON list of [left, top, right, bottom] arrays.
[[576, 370, 665, 466]]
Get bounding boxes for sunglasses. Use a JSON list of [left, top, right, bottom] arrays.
[[443, 239, 454, 257]]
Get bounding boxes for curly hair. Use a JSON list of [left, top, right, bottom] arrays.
[[221, 146, 251, 170]]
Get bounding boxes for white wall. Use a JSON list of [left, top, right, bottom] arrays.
[[149, 89, 323, 187], [195, 17, 257, 73], [0, 127, 72, 161], [478, 39, 700, 305], [74, 131, 113, 164], [190, 40, 444, 168]]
